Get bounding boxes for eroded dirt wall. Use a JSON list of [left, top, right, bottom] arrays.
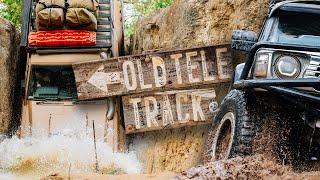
[[0, 18, 19, 135], [128, 84, 230, 173], [129, 0, 269, 173], [132, 0, 268, 54]]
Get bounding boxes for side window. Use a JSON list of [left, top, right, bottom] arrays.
[[259, 17, 276, 42], [268, 17, 279, 42], [258, 17, 267, 41]]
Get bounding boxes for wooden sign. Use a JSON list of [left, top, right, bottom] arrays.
[[122, 88, 219, 134], [73, 44, 233, 100]]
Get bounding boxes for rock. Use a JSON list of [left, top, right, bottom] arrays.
[[0, 18, 19, 135], [132, 0, 268, 54], [129, 0, 269, 173]]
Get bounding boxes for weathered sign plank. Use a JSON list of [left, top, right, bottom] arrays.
[[122, 88, 219, 134], [73, 44, 233, 100]]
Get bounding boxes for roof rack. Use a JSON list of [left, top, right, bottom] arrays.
[[21, 0, 114, 52]]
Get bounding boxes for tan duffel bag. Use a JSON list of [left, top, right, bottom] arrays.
[[67, 0, 99, 13], [66, 8, 97, 31], [35, 0, 65, 13], [36, 0, 65, 30], [36, 8, 65, 31]]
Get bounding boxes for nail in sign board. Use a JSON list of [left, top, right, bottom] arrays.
[[122, 88, 218, 134], [72, 44, 233, 100]]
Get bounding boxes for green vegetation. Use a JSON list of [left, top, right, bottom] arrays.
[[126, 0, 173, 16], [124, 0, 173, 37], [0, 0, 22, 27]]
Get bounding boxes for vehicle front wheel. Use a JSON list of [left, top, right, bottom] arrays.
[[204, 89, 308, 165], [204, 89, 258, 162], [212, 111, 236, 160]]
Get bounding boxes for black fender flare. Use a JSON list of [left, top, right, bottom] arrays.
[[230, 63, 245, 91]]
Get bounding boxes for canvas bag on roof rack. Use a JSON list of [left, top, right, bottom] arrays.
[[35, 0, 99, 31], [66, 0, 99, 31], [35, 0, 66, 31], [67, 0, 99, 12], [66, 8, 98, 31]]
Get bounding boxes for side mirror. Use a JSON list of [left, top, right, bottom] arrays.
[[231, 30, 258, 52]]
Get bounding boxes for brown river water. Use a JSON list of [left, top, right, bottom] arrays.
[[1, 129, 320, 179], [0, 129, 142, 179]]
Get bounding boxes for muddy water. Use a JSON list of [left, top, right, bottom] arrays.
[[178, 155, 320, 180], [2, 131, 320, 180], [0, 129, 142, 179]]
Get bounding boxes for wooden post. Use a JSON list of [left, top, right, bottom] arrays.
[[48, 114, 52, 137], [68, 163, 71, 180], [92, 120, 99, 172]]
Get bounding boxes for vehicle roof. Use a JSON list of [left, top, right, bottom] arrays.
[[269, 0, 320, 17]]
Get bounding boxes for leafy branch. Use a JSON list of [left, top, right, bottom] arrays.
[[0, 0, 22, 27], [123, 0, 173, 37]]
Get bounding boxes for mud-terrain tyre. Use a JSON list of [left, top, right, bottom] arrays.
[[204, 89, 308, 165], [204, 89, 257, 162]]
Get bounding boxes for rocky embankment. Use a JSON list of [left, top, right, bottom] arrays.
[[0, 18, 19, 135], [129, 0, 269, 173], [131, 0, 268, 54]]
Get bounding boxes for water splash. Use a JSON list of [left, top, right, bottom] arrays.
[[0, 129, 142, 178]]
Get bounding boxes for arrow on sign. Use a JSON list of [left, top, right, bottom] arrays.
[[87, 65, 123, 93]]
